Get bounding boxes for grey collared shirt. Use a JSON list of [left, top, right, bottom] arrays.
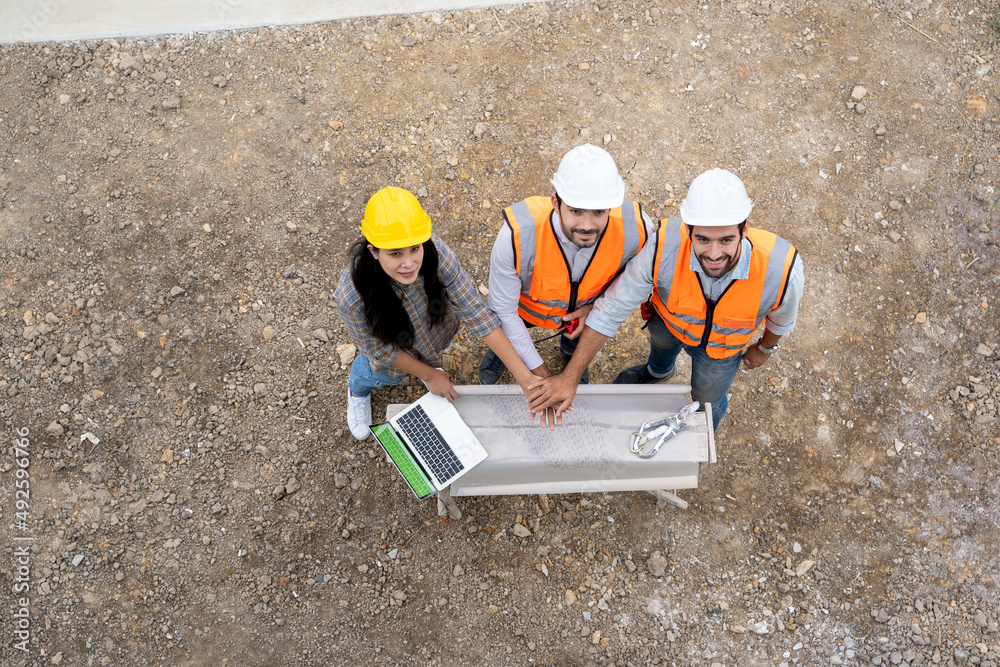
[[488, 208, 655, 370]]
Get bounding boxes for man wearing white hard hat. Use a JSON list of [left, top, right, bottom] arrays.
[[478, 144, 655, 404], [526, 168, 804, 430]]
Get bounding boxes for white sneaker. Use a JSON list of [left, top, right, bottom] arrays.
[[346, 389, 372, 440]]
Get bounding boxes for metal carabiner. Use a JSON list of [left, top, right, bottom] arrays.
[[634, 420, 688, 458], [630, 402, 700, 458], [629, 414, 684, 453]]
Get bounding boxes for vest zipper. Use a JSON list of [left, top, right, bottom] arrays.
[[698, 279, 739, 348], [699, 300, 717, 348]]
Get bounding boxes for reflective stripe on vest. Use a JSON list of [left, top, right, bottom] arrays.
[[650, 218, 797, 359], [505, 196, 646, 329]]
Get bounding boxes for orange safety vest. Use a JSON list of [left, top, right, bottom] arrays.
[[650, 217, 797, 359], [505, 196, 647, 329]]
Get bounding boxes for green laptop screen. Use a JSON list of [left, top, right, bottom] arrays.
[[370, 422, 435, 499]]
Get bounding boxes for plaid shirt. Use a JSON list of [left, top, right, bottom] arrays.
[[334, 235, 499, 382]]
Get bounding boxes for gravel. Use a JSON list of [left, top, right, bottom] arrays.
[[0, 2, 997, 665]]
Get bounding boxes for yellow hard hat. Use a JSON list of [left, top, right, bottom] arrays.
[[361, 187, 432, 249]]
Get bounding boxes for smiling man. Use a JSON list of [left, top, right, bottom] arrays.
[[526, 168, 804, 431], [479, 144, 653, 390]]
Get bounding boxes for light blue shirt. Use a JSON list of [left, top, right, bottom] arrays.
[[587, 236, 804, 338]]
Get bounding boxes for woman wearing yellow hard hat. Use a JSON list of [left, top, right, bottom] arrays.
[[333, 186, 543, 440]]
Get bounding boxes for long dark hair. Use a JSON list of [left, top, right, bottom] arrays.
[[350, 238, 448, 348]]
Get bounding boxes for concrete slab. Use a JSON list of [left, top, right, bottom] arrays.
[[1, 0, 533, 44]]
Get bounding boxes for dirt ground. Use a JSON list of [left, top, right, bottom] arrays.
[[2, 0, 1000, 665]]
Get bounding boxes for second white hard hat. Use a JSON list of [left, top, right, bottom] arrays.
[[679, 168, 754, 227], [550, 144, 626, 210]]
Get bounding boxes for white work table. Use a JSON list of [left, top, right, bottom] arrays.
[[387, 384, 715, 512]]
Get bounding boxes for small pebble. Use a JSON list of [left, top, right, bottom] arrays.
[[647, 551, 668, 577]]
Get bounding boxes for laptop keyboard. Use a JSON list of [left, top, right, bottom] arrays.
[[396, 405, 464, 483], [370, 422, 435, 499]]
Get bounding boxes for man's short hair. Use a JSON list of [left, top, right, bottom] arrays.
[[686, 219, 748, 237]]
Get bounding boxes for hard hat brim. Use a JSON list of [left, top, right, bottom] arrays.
[[366, 229, 432, 250], [552, 180, 625, 211], [679, 201, 753, 227]]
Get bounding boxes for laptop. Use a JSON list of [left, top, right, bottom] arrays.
[[369, 392, 488, 499]]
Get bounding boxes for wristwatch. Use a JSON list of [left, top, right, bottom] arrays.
[[757, 341, 780, 355]]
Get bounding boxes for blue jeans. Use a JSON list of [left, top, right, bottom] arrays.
[[645, 312, 743, 430], [348, 354, 403, 398]]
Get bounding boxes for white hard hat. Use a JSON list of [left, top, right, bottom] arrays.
[[550, 144, 625, 210], [679, 168, 754, 227]]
